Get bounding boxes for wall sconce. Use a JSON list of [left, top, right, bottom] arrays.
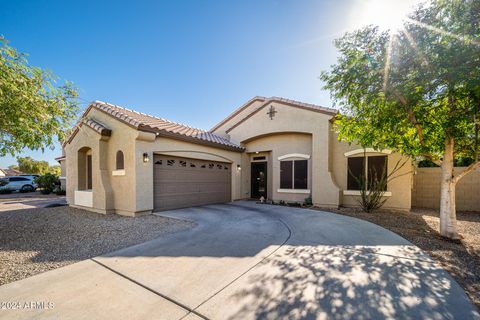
[[143, 152, 150, 163], [237, 164, 241, 171]]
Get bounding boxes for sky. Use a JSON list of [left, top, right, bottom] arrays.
[[0, 0, 422, 168]]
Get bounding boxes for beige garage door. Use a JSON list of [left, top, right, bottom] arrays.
[[153, 155, 232, 211]]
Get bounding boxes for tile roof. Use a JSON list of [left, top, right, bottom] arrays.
[[82, 118, 112, 136], [90, 101, 244, 151], [0, 168, 23, 176]]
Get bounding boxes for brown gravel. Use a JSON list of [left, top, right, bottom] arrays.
[[0, 206, 196, 285], [314, 206, 480, 310]]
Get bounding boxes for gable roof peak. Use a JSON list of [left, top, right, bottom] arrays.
[[210, 95, 338, 133]]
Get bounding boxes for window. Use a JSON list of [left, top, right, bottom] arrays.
[[253, 156, 266, 161], [9, 177, 29, 182], [167, 159, 175, 166], [78, 147, 93, 190], [116, 151, 124, 170], [179, 160, 187, 167], [87, 155, 92, 189], [294, 160, 308, 189], [347, 155, 387, 191], [280, 160, 308, 190]]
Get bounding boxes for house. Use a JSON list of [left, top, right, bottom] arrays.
[[54, 155, 67, 189], [0, 168, 23, 177], [62, 96, 412, 216]]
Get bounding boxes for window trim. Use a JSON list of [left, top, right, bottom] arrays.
[[278, 153, 310, 160], [279, 159, 309, 190], [344, 148, 391, 157], [277, 188, 311, 194], [343, 190, 392, 197], [112, 169, 126, 176]]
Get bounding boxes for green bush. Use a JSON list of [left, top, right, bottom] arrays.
[[34, 173, 58, 194], [304, 196, 313, 206], [54, 188, 66, 196]]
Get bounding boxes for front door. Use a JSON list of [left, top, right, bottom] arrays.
[[251, 162, 267, 199]]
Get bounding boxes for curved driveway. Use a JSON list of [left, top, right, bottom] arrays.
[[0, 201, 478, 319]]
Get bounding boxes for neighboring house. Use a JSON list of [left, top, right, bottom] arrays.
[[61, 96, 412, 216], [0, 168, 23, 177], [55, 155, 67, 189]]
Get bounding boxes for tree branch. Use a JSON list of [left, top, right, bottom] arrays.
[[453, 160, 480, 184], [395, 92, 429, 151]]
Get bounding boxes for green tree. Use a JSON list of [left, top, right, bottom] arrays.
[[0, 37, 79, 156], [16, 156, 60, 175], [7, 164, 19, 171], [321, 0, 480, 239], [48, 165, 61, 176], [17, 156, 49, 174]]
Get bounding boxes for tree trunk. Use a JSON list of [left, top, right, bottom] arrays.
[[439, 138, 459, 239]]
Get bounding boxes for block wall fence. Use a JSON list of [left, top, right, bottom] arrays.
[[412, 167, 480, 212]]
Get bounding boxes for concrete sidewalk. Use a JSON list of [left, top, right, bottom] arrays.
[[0, 201, 478, 319]]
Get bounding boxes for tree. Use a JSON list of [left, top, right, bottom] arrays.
[[16, 156, 60, 175], [0, 37, 79, 156], [17, 156, 49, 174], [320, 0, 480, 239], [48, 165, 61, 176]]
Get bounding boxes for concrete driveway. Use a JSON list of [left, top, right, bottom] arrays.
[[0, 201, 478, 319]]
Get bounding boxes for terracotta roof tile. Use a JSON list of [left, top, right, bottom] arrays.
[[82, 118, 112, 136], [91, 101, 243, 151]]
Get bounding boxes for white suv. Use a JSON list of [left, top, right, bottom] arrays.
[[1, 176, 37, 192]]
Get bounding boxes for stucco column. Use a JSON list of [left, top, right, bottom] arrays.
[[311, 128, 340, 208], [93, 138, 114, 213]]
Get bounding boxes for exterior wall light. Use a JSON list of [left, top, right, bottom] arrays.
[[143, 152, 150, 163], [237, 164, 241, 170]]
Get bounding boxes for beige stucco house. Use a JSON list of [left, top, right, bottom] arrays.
[[62, 96, 412, 216]]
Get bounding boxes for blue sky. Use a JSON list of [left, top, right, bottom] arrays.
[[0, 0, 420, 167]]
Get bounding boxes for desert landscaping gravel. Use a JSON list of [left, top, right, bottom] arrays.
[[0, 206, 196, 285], [315, 206, 480, 311]]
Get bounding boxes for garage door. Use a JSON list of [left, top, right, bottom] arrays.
[[153, 155, 232, 211]]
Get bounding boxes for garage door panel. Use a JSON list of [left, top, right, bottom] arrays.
[[153, 155, 232, 211]]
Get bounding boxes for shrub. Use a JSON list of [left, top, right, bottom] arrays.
[[35, 173, 58, 194], [304, 196, 313, 206], [279, 200, 286, 206], [54, 188, 66, 196]]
